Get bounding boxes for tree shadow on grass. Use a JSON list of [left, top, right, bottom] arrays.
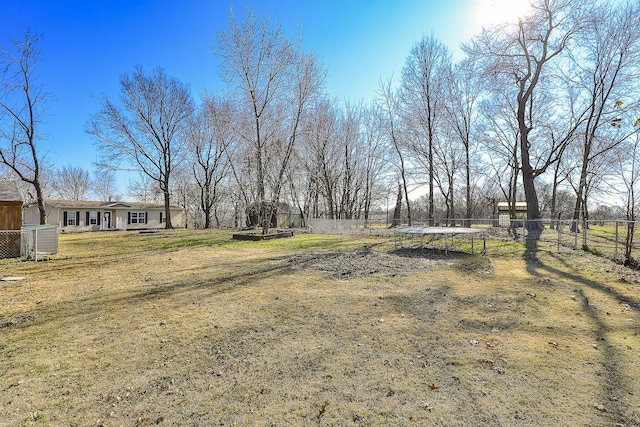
[[523, 240, 639, 425], [7, 256, 293, 335]]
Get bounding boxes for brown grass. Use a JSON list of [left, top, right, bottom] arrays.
[[0, 229, 639, 426]]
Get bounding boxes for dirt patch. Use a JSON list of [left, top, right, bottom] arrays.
[[287, 249, 446, 278], [286, 248, 494, 279], [0, 314, 34, 329]]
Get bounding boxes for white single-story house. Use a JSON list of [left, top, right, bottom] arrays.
[[23, 200, 184, 232]]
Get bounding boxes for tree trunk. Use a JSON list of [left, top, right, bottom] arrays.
[[550, 161, 561, 230], [201, 185, 211, 229], [35, 180, 47, 225], [522, 163, 542, 240], [571, 158, 589, 232], [164, 189, 173, 229], [625, 177, 636, 265], [428, 137, 434, 226], [392, 184, 402, 227], [520, 125, 542, 239], [518, 72, 542, 240], [402, 174, 412, 227], [449, 182, 455, 227], [465, 147, 472, 227], [625, 217, 635, 265]]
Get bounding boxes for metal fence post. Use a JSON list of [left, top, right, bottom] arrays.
[[557, 221, 562, 252], [615, 221, 619, 261]]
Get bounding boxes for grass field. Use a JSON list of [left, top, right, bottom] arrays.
[[1, 229, 639, 426]]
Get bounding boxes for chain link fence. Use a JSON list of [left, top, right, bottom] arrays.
[[307, 218, 640, 262], [521, 219, 637, 263], [3, 220, 637, 262], [307, 219, 391, 235], [0, 230, 23, 259]]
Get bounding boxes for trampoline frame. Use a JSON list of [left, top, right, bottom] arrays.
[[394, 226, 487, 254]]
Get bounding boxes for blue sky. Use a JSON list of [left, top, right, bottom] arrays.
[[1, 0, 491, 189]]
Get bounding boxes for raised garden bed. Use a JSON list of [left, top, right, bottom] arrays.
[[232, 230, 294, 241]]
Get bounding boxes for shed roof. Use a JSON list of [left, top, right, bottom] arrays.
[[0, 180, 22, 202], [497, 201, 527, 208]]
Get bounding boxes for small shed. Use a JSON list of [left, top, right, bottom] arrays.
[[246, 201, 303, 229], [497, 201, 527, 227], [0, 180, 23, 258]]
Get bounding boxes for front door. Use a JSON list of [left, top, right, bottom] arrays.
[[104, 212, 111, 230]]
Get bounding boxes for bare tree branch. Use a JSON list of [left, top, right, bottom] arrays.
[[0, 30, 48, 224], [87, 66, 194, 228]]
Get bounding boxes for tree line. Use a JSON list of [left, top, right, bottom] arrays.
[[1, 0, 639, 238]]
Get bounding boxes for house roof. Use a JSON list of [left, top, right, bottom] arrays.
[[28, 199, 181, 210], [0, 180, 22, 202]]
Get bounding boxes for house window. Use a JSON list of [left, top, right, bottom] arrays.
[[67, 211, 77, 226], [89, 211, 98, 225], [130, 212, 146, 224], [160, 212, 165, 223]]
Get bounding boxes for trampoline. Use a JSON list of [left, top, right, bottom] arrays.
[[394, 226, 486, 254]]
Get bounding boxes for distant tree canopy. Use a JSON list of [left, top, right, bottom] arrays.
[[214, 9, 325, 233], [6, 2, 638, 237], [49, 164, 91, 201], [179, 1, 640, 235]]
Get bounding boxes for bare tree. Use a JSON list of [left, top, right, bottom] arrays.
[[88, 66, 194, 228], [378, 77, 412, 225], [295, 99, 387, 222], [565, 1, 640, 230], [336, 101, 364, 219], [298, 98, 341, 219], [360, 103, 389, 222], [49, 164, 90, 200], [215, 8, 325, 233], [169, 166, 196, 229], [443, 60, 482, 224], [465, 0, 588, 239], [476, 90, 521, 220], [546, 144, 573, 225], [125, 172, 162, 204], [188, 96, 233, 229], [91, 167, 120, 201], [618, 132, 640, 266], [0, 30, 48, 224], [391, 183, 403, 226], [433, 126, 465, 225], [400, 35, 451, 224]]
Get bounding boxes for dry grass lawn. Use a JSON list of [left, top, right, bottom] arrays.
[[1, 229, 639, 426]]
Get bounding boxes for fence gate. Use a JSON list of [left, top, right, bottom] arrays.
[[20, 225, 59, 260]]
